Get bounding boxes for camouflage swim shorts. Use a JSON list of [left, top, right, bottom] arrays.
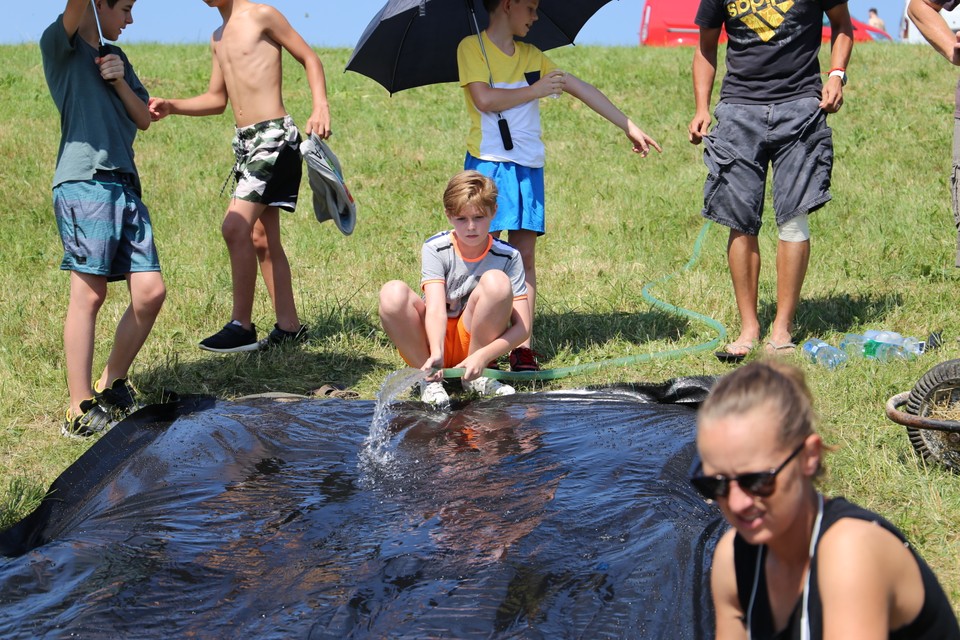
[[231, 115, 303, 211]]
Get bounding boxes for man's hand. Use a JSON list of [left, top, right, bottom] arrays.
[[820, 76, 844, 113], [688, 111, 711, 145]]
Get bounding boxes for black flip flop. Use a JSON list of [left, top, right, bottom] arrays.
[[714, 350, 746, 364], [714, 341, 755, 364]]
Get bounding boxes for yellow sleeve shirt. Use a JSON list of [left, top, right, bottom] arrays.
[[456, 31, 556, 168]]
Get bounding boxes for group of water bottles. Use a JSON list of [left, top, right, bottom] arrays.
[[802, 330, 927, 370]]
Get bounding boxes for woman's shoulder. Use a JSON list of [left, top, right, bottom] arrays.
[[821, 497, 905, 542], [715, 527, 737, 560], [816, 500, 932, 637], [819, 497, 908, 555], [816, 498, 919, 601]]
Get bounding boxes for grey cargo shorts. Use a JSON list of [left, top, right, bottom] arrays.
[[700, 97, 833, 235]]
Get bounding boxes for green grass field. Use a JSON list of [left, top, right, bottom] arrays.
[[1, 42, 959, 612]]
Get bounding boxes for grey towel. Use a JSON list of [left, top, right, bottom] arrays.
[[301, 134, 356, 235]]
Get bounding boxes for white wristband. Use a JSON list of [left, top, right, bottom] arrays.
[[828, 69, 847, 86]]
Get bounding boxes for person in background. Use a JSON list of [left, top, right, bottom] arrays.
[[689, 0, 853, 362], [868, 7, 886, 32], [908, 0, 960, 272], [693, 360, 960, 639]]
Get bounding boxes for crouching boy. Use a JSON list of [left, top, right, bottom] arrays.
[[379, 170, 530, 406]]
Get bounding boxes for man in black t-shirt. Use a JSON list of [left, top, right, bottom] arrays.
[[908, 0, 960, 268], [688, 0, 853, 362]]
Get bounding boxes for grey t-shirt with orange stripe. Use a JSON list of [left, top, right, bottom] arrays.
[[421, 231, 527, 318]]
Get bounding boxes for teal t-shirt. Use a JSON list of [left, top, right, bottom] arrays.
[[40, 14, 148, 189]]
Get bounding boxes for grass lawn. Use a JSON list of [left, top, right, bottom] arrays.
[[1, 41, 958, 613]]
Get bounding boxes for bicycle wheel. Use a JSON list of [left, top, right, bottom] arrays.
[[905, 359, 960, 472]]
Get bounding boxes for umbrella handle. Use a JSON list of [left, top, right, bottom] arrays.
[[464, 0, 478, 26], [89, 0, 109, 56]]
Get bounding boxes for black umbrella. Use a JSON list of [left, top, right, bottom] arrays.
[[346, 0, 616, 94]]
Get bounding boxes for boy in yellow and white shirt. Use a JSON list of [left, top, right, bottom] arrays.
[[457, 0, 661, 372]]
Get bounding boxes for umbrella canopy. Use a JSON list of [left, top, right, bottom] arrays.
[[346, 0, 616, 94]]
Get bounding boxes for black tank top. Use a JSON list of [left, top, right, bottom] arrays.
[[732, 497, 960, 639]]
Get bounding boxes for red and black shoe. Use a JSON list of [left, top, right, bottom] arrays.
[[508, 347, 541, 372]]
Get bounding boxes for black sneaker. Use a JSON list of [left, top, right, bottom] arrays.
[[97, 378, 143, 421], [61, 398, 113, 439], [259, 323, 308, 350], [199, 321, 259, 353], [508, 347, 541, 372]]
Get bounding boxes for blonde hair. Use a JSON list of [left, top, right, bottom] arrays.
[[698, 360, 817, 448], [443, 170, 498, 218]]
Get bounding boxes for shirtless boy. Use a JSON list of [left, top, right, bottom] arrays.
[[149, 0, 331, 352]]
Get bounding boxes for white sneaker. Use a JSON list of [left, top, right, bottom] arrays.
[[461, 376, 515, 396], [418, 380, 450, 406]]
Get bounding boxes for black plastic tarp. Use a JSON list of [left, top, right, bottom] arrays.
[[0, 378, 726, 639]]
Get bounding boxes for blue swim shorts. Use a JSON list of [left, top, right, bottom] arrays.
[[701, 97, 833, 235], [53, 172, 161, 281], [464, 153, 545, 235]]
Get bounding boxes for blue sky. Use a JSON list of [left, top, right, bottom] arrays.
[[4, 1, 908, 47]]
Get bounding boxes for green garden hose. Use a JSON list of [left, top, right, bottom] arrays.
[[443, 222, 727, 382]]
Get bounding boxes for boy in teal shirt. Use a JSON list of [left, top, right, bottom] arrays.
[[41, 0, 166, 437]]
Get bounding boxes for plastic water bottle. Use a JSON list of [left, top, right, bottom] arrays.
[[862, 330, 924, 361], [870, 341, 906, 362], [839, 333, 867, 358], [900, 336, 924, 359], [864, 330, 903, 344], [841, 332, 899, 361], [802, 339, 848, 369], [843, 331, 901, 361]]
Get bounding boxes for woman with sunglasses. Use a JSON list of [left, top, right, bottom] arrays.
[[692, 360, 959, 639]]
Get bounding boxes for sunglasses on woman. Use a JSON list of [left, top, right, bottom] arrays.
[[689, 441, 806, 501]]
